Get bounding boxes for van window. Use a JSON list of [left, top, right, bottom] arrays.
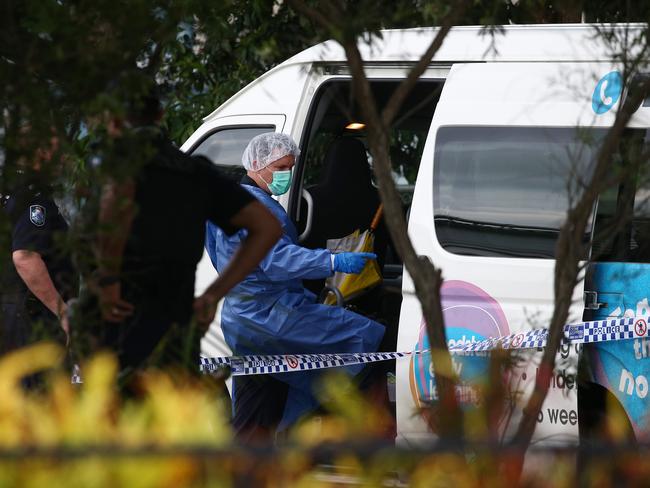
[[191, 126, 273, 180], [591, 129, 650, 262], [433, 126, 601, 259]]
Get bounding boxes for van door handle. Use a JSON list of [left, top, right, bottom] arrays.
[[584, 291, 607, 310], [297, 189, 314, 243]]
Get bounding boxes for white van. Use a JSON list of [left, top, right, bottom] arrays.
[[181, 24, 650, 446]]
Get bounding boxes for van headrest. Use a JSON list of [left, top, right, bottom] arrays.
[[321, 137, 373, 191]]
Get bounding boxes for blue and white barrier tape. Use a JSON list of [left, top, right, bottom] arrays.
[[199, 315, 650, 376]]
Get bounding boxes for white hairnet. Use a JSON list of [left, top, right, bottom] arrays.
[[242, 132, 300, 171]]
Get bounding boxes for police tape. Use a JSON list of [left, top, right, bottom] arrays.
[[199, 315, 650, 376]]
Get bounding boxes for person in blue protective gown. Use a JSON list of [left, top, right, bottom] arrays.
[[205, 132, 385, 442]]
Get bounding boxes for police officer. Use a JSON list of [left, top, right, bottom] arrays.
[[0, 134, 75, 358]]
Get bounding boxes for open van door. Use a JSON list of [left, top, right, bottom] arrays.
[[396, 62, 628, 446], [181, 114, 286, 362]]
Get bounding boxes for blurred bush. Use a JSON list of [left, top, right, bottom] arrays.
[[1, 344, 649, 487], [0, 342, 231, 487]]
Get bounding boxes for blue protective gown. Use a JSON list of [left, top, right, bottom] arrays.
[[205, 184, 385, 428]]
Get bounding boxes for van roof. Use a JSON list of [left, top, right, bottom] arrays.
[[201, 24, 646, 123], [284, 23, 646, 65]]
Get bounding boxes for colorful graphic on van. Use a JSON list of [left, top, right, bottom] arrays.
[[409, 281, 510, 411], [586, 262, 650, 437], [592, 71, 622, 115]]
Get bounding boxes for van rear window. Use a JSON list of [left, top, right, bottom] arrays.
[[433, 126, 601, 259]]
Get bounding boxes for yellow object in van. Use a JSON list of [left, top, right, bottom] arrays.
[[325, 206, 383, 305]]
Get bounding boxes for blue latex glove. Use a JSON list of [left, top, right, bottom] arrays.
[[333, 252, 377, 274]]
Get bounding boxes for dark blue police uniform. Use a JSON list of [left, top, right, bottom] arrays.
[[0, 180, 75, 354]]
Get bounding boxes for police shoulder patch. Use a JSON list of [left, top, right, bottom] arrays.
[[29, 204, 46, 227]]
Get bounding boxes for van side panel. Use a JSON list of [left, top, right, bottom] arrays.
[[197, 64, 312, 131], [397, 62, 629, 446]]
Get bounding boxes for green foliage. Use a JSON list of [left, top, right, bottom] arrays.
[[2, 0, 649, 162], [0, 1, 314, 160], [159, 0, 324, 143]]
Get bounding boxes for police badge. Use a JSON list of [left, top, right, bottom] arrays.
[[29, 204, 46, 227]]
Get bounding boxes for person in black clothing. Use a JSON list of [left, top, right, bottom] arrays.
[[0, 135, 75, 358], [81, 91, 281, 380]]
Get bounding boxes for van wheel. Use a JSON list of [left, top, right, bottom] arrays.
[[578, 381, 635, 444], [578, 381, 636, 483]]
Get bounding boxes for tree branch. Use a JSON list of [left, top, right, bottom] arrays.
[[381, 1, 470, 127], [287, 0, 466, 440], [285, 0, 339, 36]]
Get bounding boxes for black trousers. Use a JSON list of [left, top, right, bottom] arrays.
[[0, 294, 65, 353], [75, 290, 201, 385], [1, 293, 67, 388], [230, 361, 389, 444], [1, 296, 31, 355], [232, 374, 289, 443]]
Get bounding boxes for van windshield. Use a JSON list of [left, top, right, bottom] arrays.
[[434, 126, 603, 259]]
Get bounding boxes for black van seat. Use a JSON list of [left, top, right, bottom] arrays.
[[302, 137, 385, 259], [302, 137, 391, 303]]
